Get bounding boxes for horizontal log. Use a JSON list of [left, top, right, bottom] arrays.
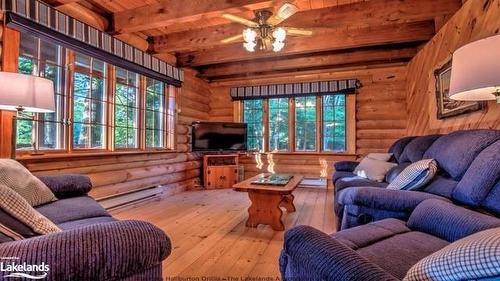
[[198, 46, 417, 79], [357, 129, 407, 139], [357, 120, 407, 129], [89, 160, 201, 187], [178, 21, 435, 66], [91, 168, 200, 199], [357, 139, 398, 149]]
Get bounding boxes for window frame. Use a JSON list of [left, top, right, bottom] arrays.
[[238, 94, 355, 155], [15, 34, 179, 158]]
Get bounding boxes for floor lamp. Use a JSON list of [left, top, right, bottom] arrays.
[[0, 72, 55, 159]]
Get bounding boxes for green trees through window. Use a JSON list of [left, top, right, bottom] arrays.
[[114, 67, 139, 148], [269, 98, 288, 151], [145, 78, 165, 148], [243, 100, 264, 151], [242, 94, 347, 153], [295, 96, 317, 151]]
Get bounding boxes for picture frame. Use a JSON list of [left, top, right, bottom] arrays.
[[434, 60, 485, 119]]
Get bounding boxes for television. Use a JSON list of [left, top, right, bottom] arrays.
[[192, 122, 247, 151]]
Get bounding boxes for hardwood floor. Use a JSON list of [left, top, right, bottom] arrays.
[[113, 188, 336, 279]]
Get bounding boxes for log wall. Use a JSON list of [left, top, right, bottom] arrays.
[[406, 0, 500, 135], [209, 65, 408, 181], [19, 70, 212, 199]]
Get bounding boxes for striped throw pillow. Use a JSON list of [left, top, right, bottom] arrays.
[[387, 159, 438, 191], [404, 227, 500, 281], [0, 183, 60, 241], [0, 159, 56, 206]]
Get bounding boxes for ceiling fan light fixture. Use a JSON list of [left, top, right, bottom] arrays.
[[244, 41, 257, 52], [272, 27, 287, 42], [242, 28, 257, 43], [272, 41, 285, 52]]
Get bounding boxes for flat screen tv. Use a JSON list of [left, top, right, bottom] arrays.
[[192, 122, 247, 151]]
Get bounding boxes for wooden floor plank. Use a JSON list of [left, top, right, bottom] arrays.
[[113, 187, 335, 279]]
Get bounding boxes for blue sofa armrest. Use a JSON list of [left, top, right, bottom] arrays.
[[338, 186, 449, 213], [38, 174, 92, 199], [334, 161, 360, 172], [408, 199, 500, 242], [0, 220, 170, 280], [280, 225, 398, 281]]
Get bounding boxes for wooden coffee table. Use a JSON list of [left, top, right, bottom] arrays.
[[233, 173, 303, 231]]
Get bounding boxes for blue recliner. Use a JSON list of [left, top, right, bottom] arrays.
[[332, 129, 500, 230]]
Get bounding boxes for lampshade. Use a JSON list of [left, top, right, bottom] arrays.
[[449, 35, 500, 102], [0, 72, 55, 112]]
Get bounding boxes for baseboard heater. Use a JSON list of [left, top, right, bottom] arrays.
[[98, 186, 163, 211]]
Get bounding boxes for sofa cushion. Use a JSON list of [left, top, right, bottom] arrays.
[[398, 135, 441, 163], [36, 196, 110, 224], [38, 174, 92, 199], [58, 216, 117, 230], [423, 129, 500, 180], [404, 227, 500, 281], [333, 171, 356, 184], [354, 158, 397, 182], [0, 183, 60, 240], [452, 140, 500, 207], [388, 136, 417, 163], [482, 181, 500, 216], [366, 153, 393, 161], [387, 159, 438, 191], [0, 159, 57, 206], [408, 199, 500, 242], [334, 176, 388, 193], [421, 175, 457, 198], [333, 218, 411, 249], [385, 163, 411, 183], [358, 231, 449, 279]]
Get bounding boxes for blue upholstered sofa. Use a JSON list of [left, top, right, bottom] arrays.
[[280, 199, 500, 280], [0, 175, 171, 281], [280, 129, 500, 280], [333, 129, 499, 230]]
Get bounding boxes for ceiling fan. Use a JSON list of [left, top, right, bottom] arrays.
[[221, 3, 313, 52]]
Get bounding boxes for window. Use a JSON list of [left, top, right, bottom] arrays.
[[240, 94, 349, 153], [243, 100, 264, 151], [268, 98, 288, 151], [295, 96, 317, 151], [322, 95, 346, 152], [72, 53, 107, 149], [17, 33, 66, 150], [15, 32, 178, 154], [114, 67, 139, 149], [145, 78, 165, 148]]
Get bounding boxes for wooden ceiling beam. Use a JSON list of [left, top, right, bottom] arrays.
[[112, 0, 277, 34], [197, 45, 419, 79], [153, 0, 461, 53], [177, 20, 435, 67]]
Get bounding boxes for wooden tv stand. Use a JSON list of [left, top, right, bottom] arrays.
[[203, 154, 239, 189]]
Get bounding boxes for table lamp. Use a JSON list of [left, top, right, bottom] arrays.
[[0, 72, 55, 158], [449, 35, 500, 103]]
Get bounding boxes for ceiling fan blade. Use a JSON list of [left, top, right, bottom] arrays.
[[285, 27, 313, 36], [267, 2, 299, 25], [221, 34, 244, 44], [222, 13, 258, 27]]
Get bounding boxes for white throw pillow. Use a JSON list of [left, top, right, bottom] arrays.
[[354, 158, 397, 182], [366, 153, 393, 162]]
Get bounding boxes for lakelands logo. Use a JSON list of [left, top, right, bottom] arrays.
[[0, 260, 49, 280]]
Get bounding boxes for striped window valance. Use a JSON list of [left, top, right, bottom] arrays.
[[1, 0, 183, 87], [230, 79, 361, 101]]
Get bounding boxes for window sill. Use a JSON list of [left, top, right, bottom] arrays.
[[16, 149, 179, 161], [239, 151, 358, 157]]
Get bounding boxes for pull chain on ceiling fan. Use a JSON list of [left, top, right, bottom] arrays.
[[221, 2, 313, 52]]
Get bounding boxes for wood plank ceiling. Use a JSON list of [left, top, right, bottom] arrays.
[[42, 0, 463, 82]]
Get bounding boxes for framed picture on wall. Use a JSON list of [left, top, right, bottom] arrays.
[[434, 60, 485, 119]]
